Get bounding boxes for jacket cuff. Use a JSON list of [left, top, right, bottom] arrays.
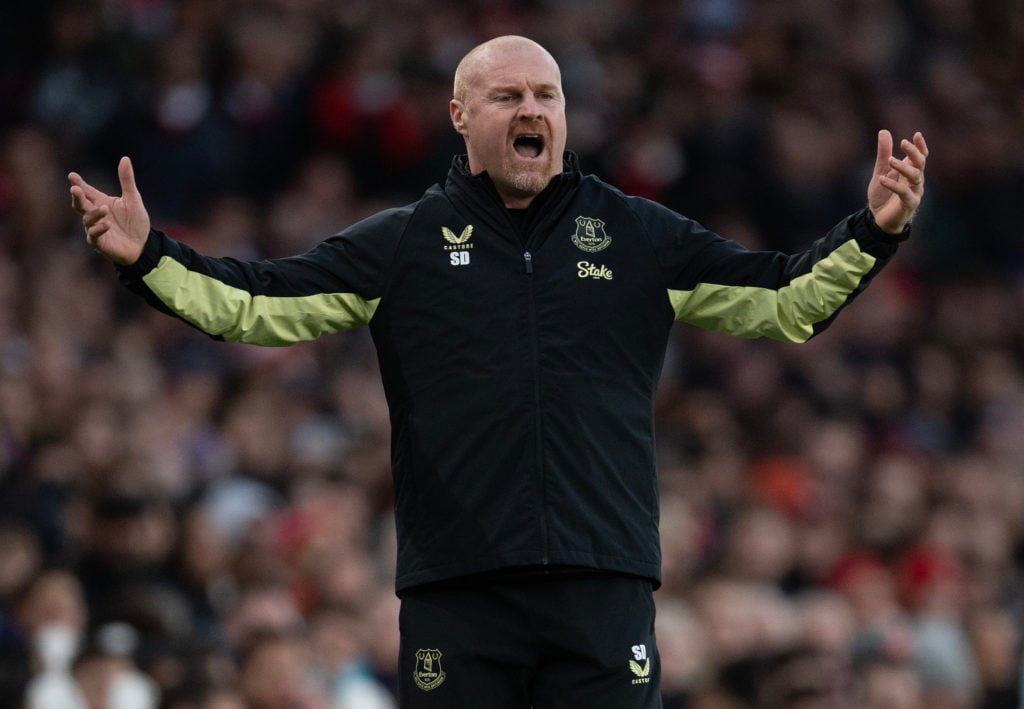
[[116, 229, 164, 282], [855, 209, 910, 259], [864, 208, 912, 243]]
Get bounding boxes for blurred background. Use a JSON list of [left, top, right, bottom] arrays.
[[0, 0, 1022, 707]]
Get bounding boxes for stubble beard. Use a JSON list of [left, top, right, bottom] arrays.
[[500, 154, 554, 198]]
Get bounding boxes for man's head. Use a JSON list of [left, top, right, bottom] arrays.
[[450, 36, 567, 208]]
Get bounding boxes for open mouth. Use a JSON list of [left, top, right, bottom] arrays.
[[513, 134, 545, 159]]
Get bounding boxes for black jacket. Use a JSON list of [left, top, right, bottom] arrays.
[[120, 153, 906, 592]]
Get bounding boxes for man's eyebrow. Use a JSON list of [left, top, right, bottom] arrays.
[[486, 82, 561, 95]]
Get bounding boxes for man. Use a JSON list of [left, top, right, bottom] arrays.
[[70, 35, 928, 709]]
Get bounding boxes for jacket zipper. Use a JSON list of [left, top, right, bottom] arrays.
[[523, 249, 548, 564]]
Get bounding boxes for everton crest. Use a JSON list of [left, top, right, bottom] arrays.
[[571, 216, 612, 252], [413, 648, 446, 691]]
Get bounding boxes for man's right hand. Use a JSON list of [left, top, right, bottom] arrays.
[[69, 156, 150, 266]]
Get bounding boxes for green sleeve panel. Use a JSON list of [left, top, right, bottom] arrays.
[[142, 256, 380, 346], [117, 205, 412, 346], [667, 238, 877, 343]]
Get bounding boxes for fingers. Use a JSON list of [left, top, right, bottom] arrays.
[[117, 156, 141, 203], [70, 183, 112, 246], [900, 132, 929, 172], [68, 157, 138, 213], [69, 184, 92, 213], [82, 204, 108, 228], [69, 158, 148, 264], [83, 206, 111, 245], [877, 163, 920, 200], [873, 130, 894, 177], [69, 172, 109, 238], [68, 171, 107, 208], [867, 130, 928, 234], [885, 157, 922, 189], [910, 131, 929, 159], [69, 174, 98, 213], [881, 131, 928, 193], [73, 176, 114, 241]]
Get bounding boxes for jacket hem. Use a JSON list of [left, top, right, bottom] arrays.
[[395, 551, 661, 594]]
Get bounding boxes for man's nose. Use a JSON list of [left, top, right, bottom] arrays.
[[517, 93, 543, 118]]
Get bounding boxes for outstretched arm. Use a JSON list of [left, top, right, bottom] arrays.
[[69, 156, 150, 266], [868, 130, 929, 235]]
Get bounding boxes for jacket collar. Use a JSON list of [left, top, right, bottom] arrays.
[[444, 152, 582, 246], [448, 151, 581, 181]]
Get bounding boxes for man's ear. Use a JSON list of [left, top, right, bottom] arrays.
[[450, 99, 468, 135]]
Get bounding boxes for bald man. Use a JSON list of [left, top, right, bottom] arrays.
[[71, 35, 928, 708]]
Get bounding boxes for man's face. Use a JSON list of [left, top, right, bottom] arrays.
[[451, 41, 567, 208]]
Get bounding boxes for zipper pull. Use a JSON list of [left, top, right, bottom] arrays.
[[524, 251, 534, 274]]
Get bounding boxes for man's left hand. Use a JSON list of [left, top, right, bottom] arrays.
[[868, 130, 929, 235]]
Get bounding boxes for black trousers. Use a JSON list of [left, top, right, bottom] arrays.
[[397, 572, 662, 708]]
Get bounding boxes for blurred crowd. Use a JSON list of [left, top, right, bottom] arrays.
[[1, 0, 1023, 707]]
